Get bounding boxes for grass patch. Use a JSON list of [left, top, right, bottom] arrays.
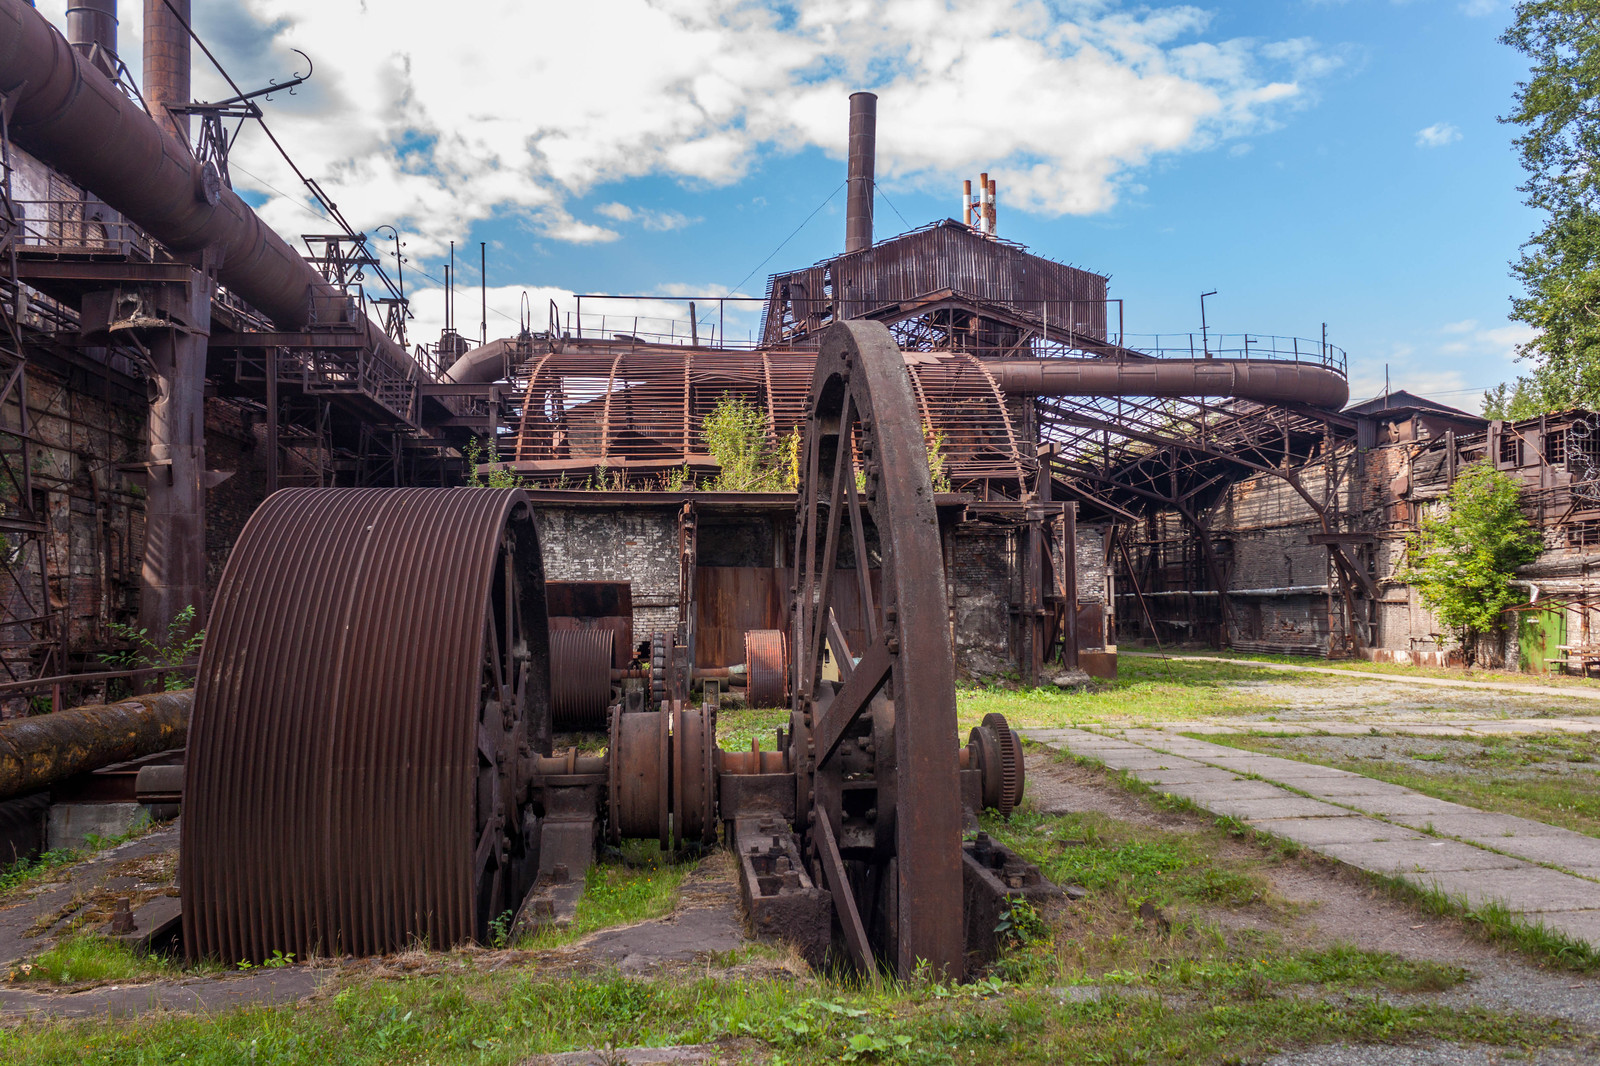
[[0, 967, 1567, 1065], [1142, 648, 1600, 689], [715, 703, 789, 753], [956, 656, 1326, 732], [521, 841, 694, 949], [1200, 732, 1600, 840], [9, 933, 172, 986], [0, 849, 81, 904]]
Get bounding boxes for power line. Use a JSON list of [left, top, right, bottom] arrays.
[[725, 181, 846, 298], [874, 180, 912, 232]]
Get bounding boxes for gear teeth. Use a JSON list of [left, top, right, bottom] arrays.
[[982, 712, 1022, 818]]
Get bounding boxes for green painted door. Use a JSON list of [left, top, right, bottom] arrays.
[[1519, 608, 1566, 673]]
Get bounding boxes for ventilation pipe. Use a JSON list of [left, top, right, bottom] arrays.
[[143, 0, 190, 141], [65, 0, 117, 76], [845, 92, 876, 254]]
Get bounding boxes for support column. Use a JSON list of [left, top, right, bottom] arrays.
[[139, 264, 212, 636]]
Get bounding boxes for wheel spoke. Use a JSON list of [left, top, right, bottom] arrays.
[[843, 450, 877, 641], [806, 390, 854, 695]]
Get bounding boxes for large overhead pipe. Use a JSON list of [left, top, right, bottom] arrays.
[[845, 92, 876, 254], [0, 0, 417, 356], [981, 357, 1350, 411], [0, 691, 191, 801], [143, 0, 189, 141]]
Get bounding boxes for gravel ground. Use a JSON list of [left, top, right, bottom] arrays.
[[1229, 680, 1600, 720], [1265, 1042, 1597, 1065]]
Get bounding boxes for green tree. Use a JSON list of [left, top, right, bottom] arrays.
[[1398, 462, 1544, 665], [1494, 1, 1600, 412]]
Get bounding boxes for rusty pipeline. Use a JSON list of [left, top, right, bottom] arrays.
[[980, 356, 1350, 411], [0, 690, 191, 800], [0, 0, 420, 377]]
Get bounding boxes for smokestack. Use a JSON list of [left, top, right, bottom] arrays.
[[987, 177, 997, 235], [66, 0, 117, 76], [845, 91, 876, 254], [962, 179, 972, 227], [143, 0, 190, 142]]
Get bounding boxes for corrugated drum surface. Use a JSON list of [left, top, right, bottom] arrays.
[[181, 487, 539, 962]]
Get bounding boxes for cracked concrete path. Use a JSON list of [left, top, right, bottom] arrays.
[[1021, 726, 1600, 947]]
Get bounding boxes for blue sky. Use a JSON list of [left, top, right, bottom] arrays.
[[39, 0, 1539, 407]]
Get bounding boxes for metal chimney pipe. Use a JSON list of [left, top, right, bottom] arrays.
[[845, 91, 876, 254], [143, 0, 190, 142], [66, 0, 116, 72], [962, 179, 972, 227]]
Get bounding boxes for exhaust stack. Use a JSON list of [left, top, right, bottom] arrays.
[[65, 0, 117, 76], [143, 0, 190, 141], [845, 92, 876, 253]]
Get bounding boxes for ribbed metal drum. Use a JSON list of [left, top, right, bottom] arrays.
[[181, 488, 551, 963], [744, 629, 788, 708], [551, 629, 613, 730]]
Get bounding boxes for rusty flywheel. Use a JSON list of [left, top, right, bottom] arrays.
[[787, 320, 967, 979], [181, 488, 552, 962]]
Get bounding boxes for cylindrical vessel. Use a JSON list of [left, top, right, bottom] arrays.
[[65, 0, 116, 66], [845, 92, 876, 253]]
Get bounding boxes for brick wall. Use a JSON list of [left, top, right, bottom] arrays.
[[949, 526, 1012, 678], [532, 506, 682, 642]]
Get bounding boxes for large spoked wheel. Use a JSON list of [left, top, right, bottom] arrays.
[[788, 321, 963, 980], [182, 488, 552, 963]]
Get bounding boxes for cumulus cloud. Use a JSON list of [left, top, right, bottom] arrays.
[[36, 0, 1337, 257], [1416, 122, 1462, 148], [594, 203, 698, 231]]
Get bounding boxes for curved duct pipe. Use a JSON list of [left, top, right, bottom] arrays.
[[979, 357, 1349, 411], [0, 0, 419, 377], [441, 336, 513, 384]]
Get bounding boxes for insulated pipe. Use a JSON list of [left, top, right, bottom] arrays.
[[0, 0, 419, 376], [0, 691, 191, 800], [845, 92, 876, 253], [980, 357, 1350, 411]]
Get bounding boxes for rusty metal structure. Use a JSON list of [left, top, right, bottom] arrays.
[[183, 391, 1037, 972]]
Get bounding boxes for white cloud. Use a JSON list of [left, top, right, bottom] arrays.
[[1415, 122, 1462, 148], [1461, 0, 1497, 16], [594, 203, 699, 231], [35, 1, 1338, 256], [408, 281, 766, 355]]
